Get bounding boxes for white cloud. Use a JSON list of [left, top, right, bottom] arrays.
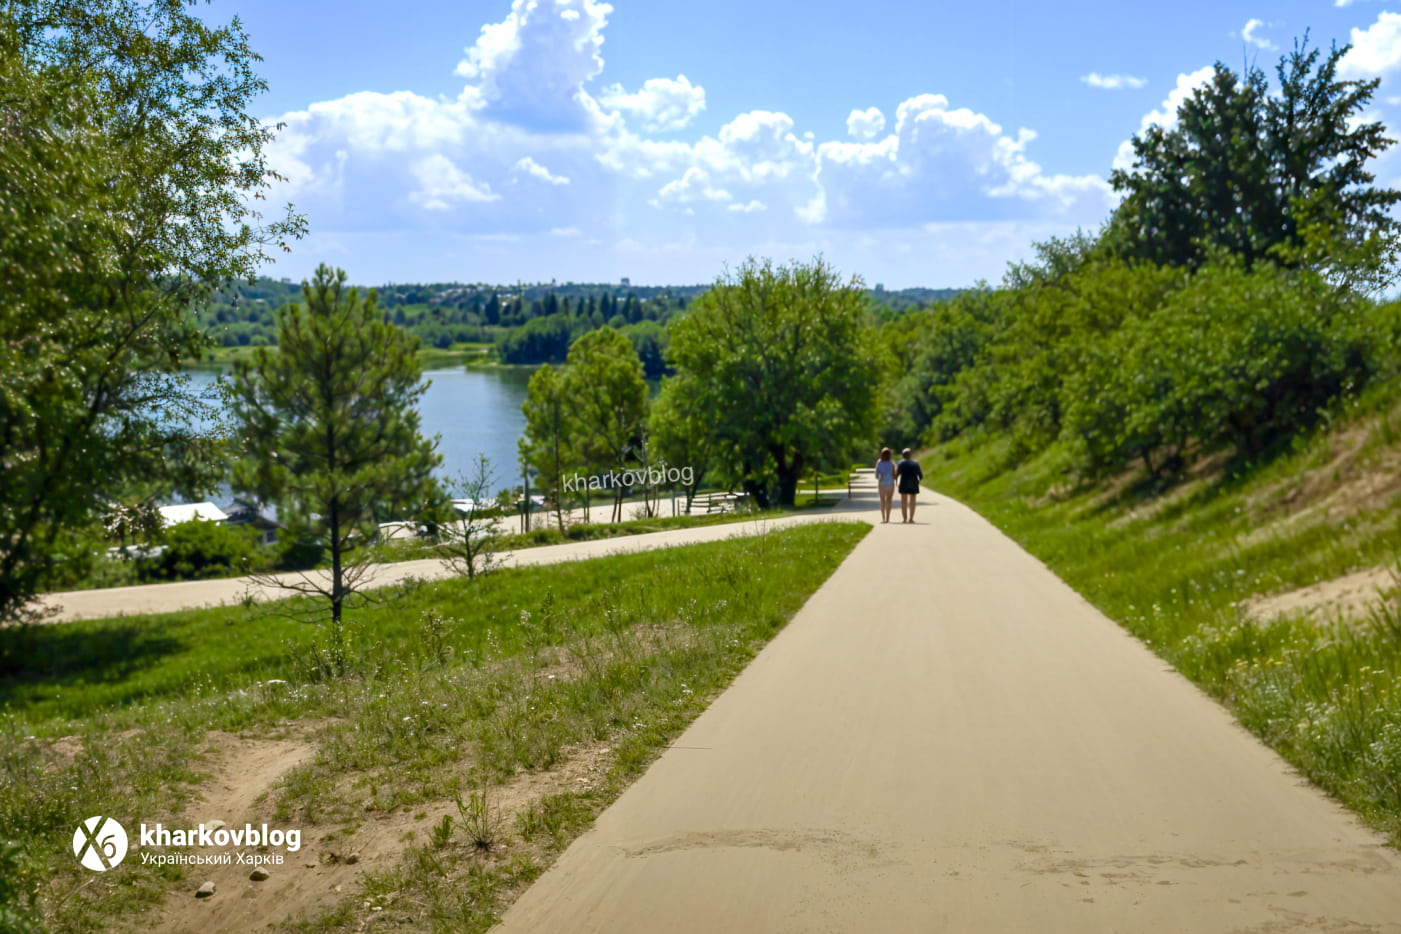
[[809, 93, 1111, 227], [513, 156, 570, 185], [599, 75, 706, 132], [846, 107, 887, 139], [652, 167, 732, 208], [713, 111, 815, 182], [1341, 12, 1401, 78], [455, 0, 615, 131], [261, 1, 1115, 274], [409, 155, 500, 211], [1081, 73, 1147, 90], [1112, 66, 1215, 170], [1241, 18, 1278, 51]]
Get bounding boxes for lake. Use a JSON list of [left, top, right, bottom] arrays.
[[185, 367, 533, 494]]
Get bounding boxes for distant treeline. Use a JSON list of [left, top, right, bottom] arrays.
[[197, 277, 960, 375]]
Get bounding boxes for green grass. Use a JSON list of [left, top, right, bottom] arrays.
[[927, 384, 1401, 845], [417, 343, 495, 370], [183, 343, 492, 372], [1, 521, 869, 933]]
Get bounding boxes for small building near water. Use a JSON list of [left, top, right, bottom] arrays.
[[156, 502, 229, 527]]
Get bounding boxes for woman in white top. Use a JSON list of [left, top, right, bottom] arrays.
[[874, 447, 896, 523]]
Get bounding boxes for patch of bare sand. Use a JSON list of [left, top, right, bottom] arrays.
[[143, 726, 613, 934], [145, 731, 318, 934], [1239, 565, 1399, 625], [1241, 417, 1401, 546]]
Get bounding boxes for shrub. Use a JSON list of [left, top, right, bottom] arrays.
[[1063, 257, 1372, 477], [150, 520, 259, 581]]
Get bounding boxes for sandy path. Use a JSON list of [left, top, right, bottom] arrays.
[[496, 484, 1401, 933]]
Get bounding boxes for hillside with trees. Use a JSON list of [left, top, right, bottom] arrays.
[[196, 277, 957, 376]]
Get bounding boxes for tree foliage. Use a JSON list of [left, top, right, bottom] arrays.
[[0, 0, 303, 623], [519, 363, 573, 529], [560, 328, 648, 521], [1062, 257, 1372, 476], [667, 257, 880, 507], [1106, 39, 1401, 284], [231, 265, 441, 663], [648, 372, 713, 510]]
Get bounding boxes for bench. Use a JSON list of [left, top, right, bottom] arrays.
[[690, 491, 743, 514]]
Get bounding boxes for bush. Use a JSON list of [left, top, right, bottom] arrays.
[[0, 841, 43, 934], [1063, 258, 1372, 477], [275, 536, 325, 571], [149, 520, 259, 581]]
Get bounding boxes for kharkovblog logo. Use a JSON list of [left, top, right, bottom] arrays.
[[73, 816, 129, 871]]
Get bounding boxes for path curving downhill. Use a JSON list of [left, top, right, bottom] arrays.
[[494, 476, 1401, 933]]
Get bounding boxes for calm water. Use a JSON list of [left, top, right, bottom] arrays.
[[185, 367, 532, 491]]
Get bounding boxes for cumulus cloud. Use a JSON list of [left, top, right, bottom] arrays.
[[846, 107, 887, 139], [599, 75, 706, 132], [1341, 12, 1401, 78], [1112, 66, 1215, 170], [1081, 73, 1147, 90], [1241, 18, 1278, 51], [808, 93, 1111, 227], [409, 155, 500, 211], [652, 167, 732, 208], [513, 156, 570, 185], [261, 0, 1114, 271], [455, 0, 614, 130]]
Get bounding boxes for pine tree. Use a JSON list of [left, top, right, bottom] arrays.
[[231, 265, 442, 668]]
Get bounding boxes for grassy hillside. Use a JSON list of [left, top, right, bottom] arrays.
[[1, 523, 867, 933], [926, 377, 1401, 842]]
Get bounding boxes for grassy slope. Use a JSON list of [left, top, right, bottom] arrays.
[[1, 521, 869, 933], [926, 379, 1401, 843]]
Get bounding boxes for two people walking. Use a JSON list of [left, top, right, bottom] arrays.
[[875, 447, 923, 524]]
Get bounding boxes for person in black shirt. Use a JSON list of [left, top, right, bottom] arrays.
[[895, 448, 923, 524]]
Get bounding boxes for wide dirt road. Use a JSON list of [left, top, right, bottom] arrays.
[[496, 483, 1401, 933]]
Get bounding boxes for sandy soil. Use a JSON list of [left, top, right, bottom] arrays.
[[495, 485, 1401, 933], [145, 727, 615, 933], [1241, 565, 1398, 625]]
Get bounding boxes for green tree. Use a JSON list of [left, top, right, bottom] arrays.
[[619, 319, 670, 378], [561, 328, 649, 521], [1106, 39, 1400, 280], [0, 0, 303, 623], [668, 257, 880, 507], [231, 265, 442, 666], [519, 363, 574, 529], [649, 373, 713, 512]]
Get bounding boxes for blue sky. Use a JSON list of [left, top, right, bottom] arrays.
[[206, 0, 1401, 288]]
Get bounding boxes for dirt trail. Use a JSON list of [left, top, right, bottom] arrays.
[[496, 482, 1401, 933]]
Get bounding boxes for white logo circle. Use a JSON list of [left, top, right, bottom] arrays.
[[73, 816, 128, 871]]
